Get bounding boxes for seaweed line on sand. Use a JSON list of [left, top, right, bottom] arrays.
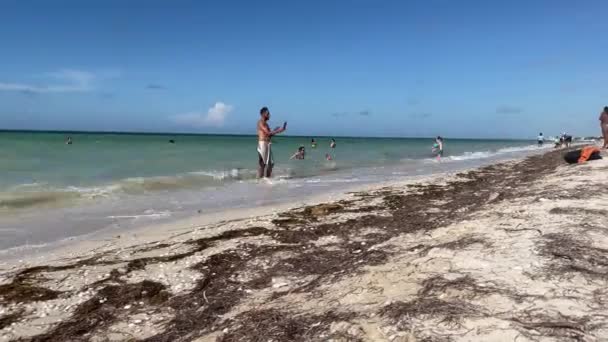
[[4, 149, 575, 341]]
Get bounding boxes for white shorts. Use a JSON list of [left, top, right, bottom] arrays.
[[257, 141, 273, 166]]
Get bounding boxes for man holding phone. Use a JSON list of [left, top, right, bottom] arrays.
[[257, 106, 287, 178]]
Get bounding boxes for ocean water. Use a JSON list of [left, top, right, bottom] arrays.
[[0, 131, 549, 254]]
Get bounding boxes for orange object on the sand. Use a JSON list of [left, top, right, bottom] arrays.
[[578, 146, 601, 163]]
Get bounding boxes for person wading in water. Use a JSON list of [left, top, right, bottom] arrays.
[[257, 107, 287, 178]]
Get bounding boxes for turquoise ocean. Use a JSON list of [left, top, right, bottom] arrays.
[[0, 131, 549, 254]]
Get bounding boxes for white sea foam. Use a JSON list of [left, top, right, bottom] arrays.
[[446, 151, 493, 161], [11, 182, 44, 189], [188, 168, 245, 180], [0, 169, 258, 210], [496, 144, 550, 153], [107, 210, 171, 220], [444, 144, 549, 162]]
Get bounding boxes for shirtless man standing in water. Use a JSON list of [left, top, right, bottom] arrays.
[[257, 107, 287, 178]]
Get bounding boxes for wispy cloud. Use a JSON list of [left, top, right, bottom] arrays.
[[45, 69, 95, 85], [0, 69, 120, 93], [0, 82, 87, 93], [146, 84, 165, 90], [171, 102, 234, 128], [331, 110, 372, 117], [496, 105, 523, 114]]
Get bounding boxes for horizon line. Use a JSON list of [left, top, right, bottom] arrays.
[[0, 128, 544, 141]]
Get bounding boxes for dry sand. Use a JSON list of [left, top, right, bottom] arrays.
[[1, 148, 607, 342]]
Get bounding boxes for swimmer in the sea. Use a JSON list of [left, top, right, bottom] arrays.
[[325, 153, 333, 161], [311, 138, 317, 148], [330, 138, 336, 148], [290, 146, 305, 160], [66, 136, 72, 145]]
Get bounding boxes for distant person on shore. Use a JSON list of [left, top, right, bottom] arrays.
[[330, 138, 336, 148], [555, 132, 572, 148], [257, 107, 287, 178], [600, 106, 608, 149], [561, 132, 572, 148], [537, 133, 544, 146], [432, 136, 444, 160], [554, 135, 562, 148], [311, 138, 317, 148], [66, 136, 72, 145], [290, 146, 305, 160]]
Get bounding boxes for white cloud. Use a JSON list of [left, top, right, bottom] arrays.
[[0, 68, 120, 93], [171, 102, 234, 128], [45, 69, 95, 88], [0, 82, 87, 93]]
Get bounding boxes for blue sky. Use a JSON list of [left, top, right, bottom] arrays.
[[0, 0, 606, 138]]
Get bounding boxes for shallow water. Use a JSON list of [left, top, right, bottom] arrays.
[[0, 131, 552, 254]]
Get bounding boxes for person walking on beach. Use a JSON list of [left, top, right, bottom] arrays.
[[600, 106, 608, 149], [330, 138, 336, 149], [257, 107, 287, 178], [537, 133, 544, 146]]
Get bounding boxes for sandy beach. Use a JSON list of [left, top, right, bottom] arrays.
[[1, 147, 607, 342]]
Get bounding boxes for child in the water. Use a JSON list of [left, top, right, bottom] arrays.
[[432, 136, 444, 160]]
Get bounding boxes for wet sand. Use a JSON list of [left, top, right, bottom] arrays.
[[1, 147, 607, 341]]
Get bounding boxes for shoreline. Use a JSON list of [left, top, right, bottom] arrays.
[[1, 147, 607, 341], [0, 171, 443, 266], [0, 144, 556, 260], [0, 136, 558, 254]]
